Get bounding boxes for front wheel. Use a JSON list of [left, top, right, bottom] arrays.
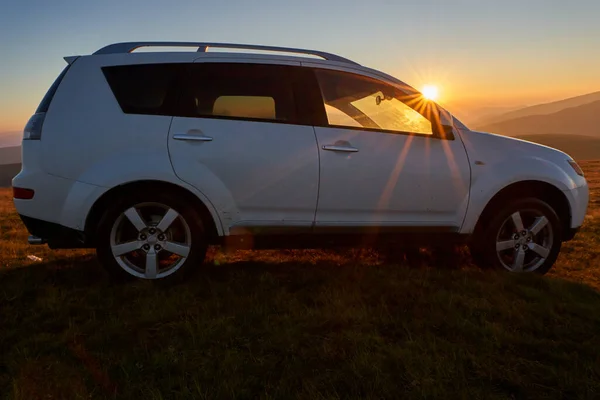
[[96, 192, 207, 282], [470, 198, 562, 274]]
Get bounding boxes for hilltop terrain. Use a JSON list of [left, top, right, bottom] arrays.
[[1, 161, 599, 398]]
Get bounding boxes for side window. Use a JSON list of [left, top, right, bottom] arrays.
[[181, 63, 297, 123], [314, 69, 433, 135], [212, 96, 276, 120], [102, 64, 181, 116]]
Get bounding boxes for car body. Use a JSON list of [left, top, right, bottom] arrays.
[[12, 42, 589, 280]]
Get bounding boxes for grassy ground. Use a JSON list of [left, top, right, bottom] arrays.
[[1, 162, 600, 399]]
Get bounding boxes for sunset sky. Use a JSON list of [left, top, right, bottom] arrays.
[[2, 0, 600, 132]]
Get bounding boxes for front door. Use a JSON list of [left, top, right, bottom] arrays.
[[310, 67, 471, 230], [168, 62, 320, 233]]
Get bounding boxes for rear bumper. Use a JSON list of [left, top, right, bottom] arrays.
[[12, 140, 105, 233], [19, 215, 89, 249]]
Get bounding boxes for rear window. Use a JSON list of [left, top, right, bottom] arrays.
[[179, 63, 298, 123], [102, 62, 303, 123], [36, 65, 72, 113], [102, 64, 182, 115]]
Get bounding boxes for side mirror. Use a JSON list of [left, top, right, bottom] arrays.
[[431, 108, 454, 139], [439, 109, 453, 128]]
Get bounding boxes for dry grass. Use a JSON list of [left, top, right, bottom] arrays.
[[1, 161, 600, 399]]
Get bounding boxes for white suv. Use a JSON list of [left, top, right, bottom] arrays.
[[12, 42, 589, 281]]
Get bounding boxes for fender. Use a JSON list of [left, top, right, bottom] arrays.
[[459, 128, 581, 234], [69, 149, 236, 236]]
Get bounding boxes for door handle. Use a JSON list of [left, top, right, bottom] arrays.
[[322, 145, 359, 153], [173, 133, 213, 142]]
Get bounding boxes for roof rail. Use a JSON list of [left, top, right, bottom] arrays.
[[93, 41, 360, 65]]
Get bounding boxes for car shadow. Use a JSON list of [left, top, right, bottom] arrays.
[[0, 246, 472, 289], [2, 249, 599, 336]]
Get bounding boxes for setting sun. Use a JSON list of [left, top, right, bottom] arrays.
[[422, 85, 439, 100]]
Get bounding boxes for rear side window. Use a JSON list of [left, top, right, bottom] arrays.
[[102, 64, 181, 115], [179, 63, 298, 123], [36, 65, 72, 113], [212, 95, 276, 119]]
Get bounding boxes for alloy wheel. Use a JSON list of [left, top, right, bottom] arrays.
[[109, 202, 192, 279], [495, 209, 554, 272]]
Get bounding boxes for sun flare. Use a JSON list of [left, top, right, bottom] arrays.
[[422, 85, 439, 100]]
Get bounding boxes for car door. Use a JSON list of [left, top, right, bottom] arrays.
[[168, 61, 320, 234], [308, 66, 471, 230]]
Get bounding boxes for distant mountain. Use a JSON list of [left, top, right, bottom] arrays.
[[0, 131, 22, 148], [0, 146, 21, 165], [477, 100, 600, 138], [477, 91, 600, 127], [465, 105, 526, 126], [0, 146, 22, 187], [446, 104, 526, 127], [0, 164, 20, 187], [515, 134, 600, 161]]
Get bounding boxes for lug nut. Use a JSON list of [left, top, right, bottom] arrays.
[[521, 231, 527, 236], [526, 237, 532, 242], [158, 234, 165, 241], [522, 245, 528, 251], [149, 228, 156, 235], [154, 244, 162, 251], [143, 244, 150, 251], [515, 244, 520, 250], [140, 234, 147, 240], [513, 234, 520, 240]]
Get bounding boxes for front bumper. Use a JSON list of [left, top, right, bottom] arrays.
[[563, 183, 589, 230]]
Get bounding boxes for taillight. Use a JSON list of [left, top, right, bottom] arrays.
[[13, 187, 35, 200], [23, 112, 46, 140]]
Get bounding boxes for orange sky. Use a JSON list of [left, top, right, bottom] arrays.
[[2, 1, 600, 131]]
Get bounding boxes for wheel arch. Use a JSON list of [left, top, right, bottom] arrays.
[[84, 180, 221, 245], [471, 180, 571, 241]]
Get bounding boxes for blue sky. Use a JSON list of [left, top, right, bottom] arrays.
[[2, 0, 600, 131]]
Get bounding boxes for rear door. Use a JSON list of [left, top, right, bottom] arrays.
[[168, 61, 320, 234]]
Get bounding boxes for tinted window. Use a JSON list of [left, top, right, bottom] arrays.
[[102, 64, 181, 115], [315, 69, 434, 135], [213, 95, 276, 119], [179, 63, 297, 123], [36, 64, 72, 113]]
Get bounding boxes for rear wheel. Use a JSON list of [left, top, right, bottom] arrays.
[[96, 192, 207, 281], [470, 198, 562, 274]]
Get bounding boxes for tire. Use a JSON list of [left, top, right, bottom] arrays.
[[469, 198, 562, 274], [96, 190, 207, 282]]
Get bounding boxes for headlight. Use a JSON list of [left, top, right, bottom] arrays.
[[568, 160, 584, 177]]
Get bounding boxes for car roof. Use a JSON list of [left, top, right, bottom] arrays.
[[93, 41, 361, 66], [73, 41, 425, 105]]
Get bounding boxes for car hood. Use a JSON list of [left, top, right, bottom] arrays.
[[457, 129, 573, 165], [455, 128, 588, 192]]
